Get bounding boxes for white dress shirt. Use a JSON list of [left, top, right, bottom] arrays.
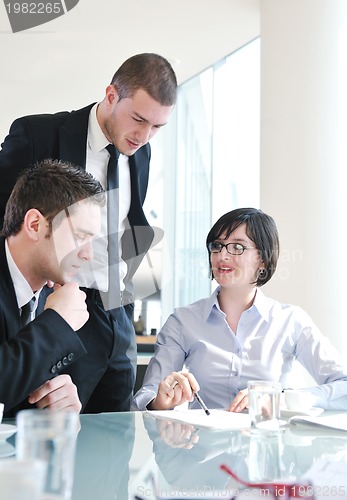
[[76, 103, 131, 291], [5, 240, 40, 320], [132, 287, 347, 411]]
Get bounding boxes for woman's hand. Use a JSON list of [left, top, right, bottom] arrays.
[[148, 371, 200, 410], [226, 388, 248, 413], [156, 419, 199, 449]]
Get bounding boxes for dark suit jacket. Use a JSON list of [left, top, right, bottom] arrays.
[[0, 104, 156, 413], [0, 103, 154, 295], [0, 237, 87, 417]]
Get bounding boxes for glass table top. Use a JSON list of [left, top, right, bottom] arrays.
[[3, 410, 347, 499]]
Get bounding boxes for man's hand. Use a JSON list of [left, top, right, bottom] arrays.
[[148, 371, 199, 410], [44, 282, 88, 331], [28, 374, 82, 413]]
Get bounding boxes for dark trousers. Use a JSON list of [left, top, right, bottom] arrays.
[[70, 288, 136, 413]]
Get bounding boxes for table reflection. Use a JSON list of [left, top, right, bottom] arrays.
[[142, 412, 347, 496], [2, 411, 347, 500], [143, 413, 251, 494], [72, 413, 135, 500]]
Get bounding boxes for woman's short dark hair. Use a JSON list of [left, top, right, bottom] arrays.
[[2, 159, 105, 238], [110, 53, 177, 106], [206, 207, 280, 287]]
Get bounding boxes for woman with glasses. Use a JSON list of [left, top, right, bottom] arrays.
[[132, 208, 347, 412]]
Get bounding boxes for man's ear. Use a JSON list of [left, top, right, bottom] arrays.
[[105, 84, 119, 105], [23, 209, 45, 241]]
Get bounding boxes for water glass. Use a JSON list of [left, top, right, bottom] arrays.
[[16, 410, 80, 499], [248, 380, 281, 431]]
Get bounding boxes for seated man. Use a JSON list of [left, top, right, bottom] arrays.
[[0, 158, 105, 417]]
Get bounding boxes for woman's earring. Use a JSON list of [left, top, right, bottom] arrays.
[[259, 269, 265, 277]]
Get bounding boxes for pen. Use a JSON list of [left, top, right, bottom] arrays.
[[194, 391, 210, 416], [171, 375, 210, 415]]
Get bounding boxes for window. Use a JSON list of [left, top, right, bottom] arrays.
[[141, 38, 261, 328], [171, 38, 261, 311]]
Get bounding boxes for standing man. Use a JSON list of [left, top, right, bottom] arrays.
[[0, 159, 106, 417], [0, 53, 177, 411]]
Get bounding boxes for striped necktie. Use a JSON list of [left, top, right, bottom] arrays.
[[20, 296, 36, 327]]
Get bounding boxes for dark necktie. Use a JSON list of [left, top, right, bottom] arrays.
[[20, 296, 36, 327], [105, 144, 121, 310]]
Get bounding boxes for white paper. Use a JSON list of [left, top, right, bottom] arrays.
[[147, 408, 251, 430], [289, 412, 347, 432]]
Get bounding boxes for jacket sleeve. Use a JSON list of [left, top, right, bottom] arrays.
[[0, 112, 69, 229], [0, 309, 87, 414], [0, 117, 35, 228]]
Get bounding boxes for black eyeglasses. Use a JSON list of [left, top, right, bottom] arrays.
[[208, 241, 256, 256]]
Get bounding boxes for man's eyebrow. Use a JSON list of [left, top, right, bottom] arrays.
[[64, 208, 95, 240], [133, 111, 167, 127]]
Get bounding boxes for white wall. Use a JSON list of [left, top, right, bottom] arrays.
[[260, 0, 347, 354], [0, 0, 260, 139]]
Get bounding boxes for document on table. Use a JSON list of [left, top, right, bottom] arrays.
[[147, 408, 251, 430], [289, 412, 347, 432]]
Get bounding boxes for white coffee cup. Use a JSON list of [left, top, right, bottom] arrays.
[[284, 389, 315, 410]]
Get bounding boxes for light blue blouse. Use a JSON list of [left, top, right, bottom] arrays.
[[132, 288, 347, 411]]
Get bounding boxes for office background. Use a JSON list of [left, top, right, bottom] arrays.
[[1, 0, 347, 372]]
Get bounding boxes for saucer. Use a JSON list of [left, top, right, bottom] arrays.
[[280, 407, 324, 418], [0, 440, 15, 458], [0, 423, 17, 441]]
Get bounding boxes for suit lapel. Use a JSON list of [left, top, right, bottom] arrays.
[[0, 238, 22, 337], [59, 103, 96, 169]]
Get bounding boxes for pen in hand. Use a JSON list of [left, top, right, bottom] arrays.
[[194, 391, 210, 416], [171, 372, 210, 415]]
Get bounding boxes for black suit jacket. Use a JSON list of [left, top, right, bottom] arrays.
[[0, 237, 87, 417], [0, 103, 155, 295], [0, 104, 157, 413]]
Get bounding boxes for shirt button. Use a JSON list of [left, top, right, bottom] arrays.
[[50, 365, 57, 374], [57, 361, 62, 369], [68, 353, 74, 362], [62, 357, 68, 366]]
